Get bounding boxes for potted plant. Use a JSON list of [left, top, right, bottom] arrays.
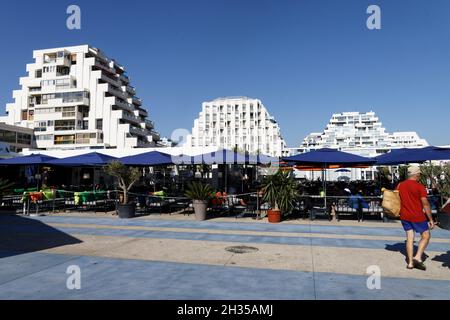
[[104, 161, 141, 219], [262, 170, 298, 223], [185, 181, 215, 220]]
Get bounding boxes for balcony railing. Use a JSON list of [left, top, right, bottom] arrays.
[[130, 126, 149, 137], [149, 131, 160, 141], [44, 56, 71, 66], [126, 85, 136, 95], [108, 86, 127, 100], [132, 96, 142, 106], [138, 109, 148, 117], [145, 119, 154, 129], [114, 99, 134, 113], [101, 72, 119, 84], [119, 74, 130, 84], [94, 60, 116, 74], [122, 112, 141, 124]]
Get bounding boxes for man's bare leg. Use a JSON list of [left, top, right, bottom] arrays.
[[414, 230, 430, 262], [406, 230, 415, 268]]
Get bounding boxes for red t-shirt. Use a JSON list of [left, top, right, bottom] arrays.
[[397, 180, 428, 222]]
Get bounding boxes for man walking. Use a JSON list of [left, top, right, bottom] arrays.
[[397, 166, 435, 270]]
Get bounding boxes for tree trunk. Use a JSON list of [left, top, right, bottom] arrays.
[[123, 189, 128, 204]]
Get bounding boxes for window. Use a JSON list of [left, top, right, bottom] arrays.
[[35, 121, 47, 132], [36, 134, 53, 141], [76, 133, 93, 144], [78, 106, 89, 118], [62, 106, 76, 118], [43, 66, 56, 73], [42, 79, 55, 86], [56, 66, 69, 76], [96, 119, 103, 130], [35, 107, 54, 114], [55, 120, 75, 131], [56, 78, 71, 89], [44, 54, 57, 64], [17, 133, 32, 145], [54, 135, 75, 145], [0, 129, 16, 143], [42, 91, 89, 104]]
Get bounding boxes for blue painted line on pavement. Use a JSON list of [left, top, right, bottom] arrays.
[[1, 223, 449, 252], [0, 251, 448, 300], [7, 215, 450, 239]]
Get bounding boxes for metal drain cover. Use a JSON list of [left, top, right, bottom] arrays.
[[225, 246, 259, 254]]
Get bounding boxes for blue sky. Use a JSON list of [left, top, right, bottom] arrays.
[[1, 0, 449, 146]]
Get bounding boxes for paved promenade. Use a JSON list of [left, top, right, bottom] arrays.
[[0, 213, 449, 299]]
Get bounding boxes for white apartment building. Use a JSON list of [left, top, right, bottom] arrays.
[[299, 111, 429, 158], [387, 132, 429, 148], [187, 97, 287, 157], [292, 111, 429, 181], [0, 45, 160, 150]]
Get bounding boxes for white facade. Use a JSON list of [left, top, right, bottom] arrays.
[[299, 111, 429, 158], [292, 111, 429, 181], [187, 97, 287, 157], [387, 132, 429, 148], [1, 45, 160, 150]]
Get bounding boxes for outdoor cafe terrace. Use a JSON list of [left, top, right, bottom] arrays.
[[0, 147, 449, 227]]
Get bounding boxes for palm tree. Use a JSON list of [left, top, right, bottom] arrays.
[[262, 170, 299, 215]]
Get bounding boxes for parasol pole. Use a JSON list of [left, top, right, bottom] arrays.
[[323, 163, 327, 214]]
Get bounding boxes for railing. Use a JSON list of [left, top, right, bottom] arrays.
[[95, 60, 116, 75], [114, 99, 134, 112], [122, 112, 141, 124], [54, 125, 76, 131], [103, 72, 118, 81], [119, 74, 130, 83], [149, 130, 160, 141], [132, 96, 142, 105], [108, 86, 127, 99], [130, 126, 149, 136], [138, 109, 148, 116], [126, 85, 136, 95]]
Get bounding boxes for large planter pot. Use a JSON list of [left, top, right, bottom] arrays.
[[267, 209, 281, 223], [117, 203, 136, 219], [192, 200, 208, 221], [437, 212, 450, 230]]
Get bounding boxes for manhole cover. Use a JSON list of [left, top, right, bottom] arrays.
[[225, 246, 259, 254]]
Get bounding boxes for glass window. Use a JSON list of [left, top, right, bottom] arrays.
[[17, 133, 32, 144], [55, 120, 75, 131], [0, 129, 16, 143], [36, 134, 53, 141], [54, 135, 75, 144]]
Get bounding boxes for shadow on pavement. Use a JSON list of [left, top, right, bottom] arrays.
[[432, 251, 450, 269], [385, 242, 429, 263], [0, 214, 82, 259]]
